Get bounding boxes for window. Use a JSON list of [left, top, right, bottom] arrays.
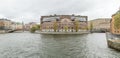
[[75, 17, 87, 21], [117, 31, 119, 33], [68, 27, 70, 29]]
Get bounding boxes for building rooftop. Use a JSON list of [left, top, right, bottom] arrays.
[[0, 19, 11, 21], [41, 14, 88, 22]]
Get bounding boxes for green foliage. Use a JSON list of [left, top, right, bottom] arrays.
[[90, 22, 93, 31], [30, 24, 40, 33], [64, 26, 68, 32], [83, 27, 88, 30], [114, 13, 120, 29], [53, 22, 58, 32], [39, 24, 42, 31], [75, 20, 79, 32], [36, 25, 40, 30], [36, 25, 40, 29], [30, 27, 36, 33]]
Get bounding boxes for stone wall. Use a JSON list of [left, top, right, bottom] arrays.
[[107, 39, 120, 51], [0, 30, 6, 33]]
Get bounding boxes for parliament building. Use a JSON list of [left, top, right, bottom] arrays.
[[40, 14, 88, 32]]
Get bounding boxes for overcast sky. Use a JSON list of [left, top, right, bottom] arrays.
[[0, 0, 120, 23]]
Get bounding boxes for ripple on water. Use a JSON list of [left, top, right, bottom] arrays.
[[0, 32, 120, 58]]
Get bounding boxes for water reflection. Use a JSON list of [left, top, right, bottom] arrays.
[[40, 33, 120, 58], [0, 32, 119, 58]]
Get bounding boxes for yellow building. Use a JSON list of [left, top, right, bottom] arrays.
[[0, 19, 12, 30], [0, 20, 4, 30], [110, 9, 120, 34]]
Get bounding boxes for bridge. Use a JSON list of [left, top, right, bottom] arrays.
[[7, 29, 24, 33]]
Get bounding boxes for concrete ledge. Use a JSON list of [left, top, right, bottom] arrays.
[[38, 31, 90, 34], [0, 30, 6, 34], [107, 39, 120, 51]]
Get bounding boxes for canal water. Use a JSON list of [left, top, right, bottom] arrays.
[[0, 32, 120, 58]]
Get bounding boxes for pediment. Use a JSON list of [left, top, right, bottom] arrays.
[[60, 18, 72, 22]]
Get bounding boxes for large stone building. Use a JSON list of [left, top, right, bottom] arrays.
[[110, 9, 120, 34], [40, 14, 88, 32], [88, 18, 111, 32]]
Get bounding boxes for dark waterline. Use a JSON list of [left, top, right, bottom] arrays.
[[0, 32, 120, 58]]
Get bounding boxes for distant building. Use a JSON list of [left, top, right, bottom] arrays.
[[0, 19, 4, 30], [24, 22, 37, 31], [11, 22, 23, 30], [111, 9, 120, 34], [0, 19, 12, 30], [29, 22, 37, 28], [88, 18, 111, 32], [0, 19, 12, 33], [40, 14, 88, 32], [24, 24, 30, 31]]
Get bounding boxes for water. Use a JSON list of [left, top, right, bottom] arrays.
[[0, 32, 120, 58]]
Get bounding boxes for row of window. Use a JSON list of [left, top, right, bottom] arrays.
[[43, 17, 87, 22], [42, 23, 74, 25], [114, 31, 120, 33], [42, 27, 82, 29], [42, 23, 87, 26]]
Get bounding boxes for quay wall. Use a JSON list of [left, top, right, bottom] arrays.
[[0, 30, 6, 34], [107, 39, 120, 51], [38, 31, 90, 34]]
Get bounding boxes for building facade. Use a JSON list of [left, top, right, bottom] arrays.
[[110, 9, 120, 34], [40, 14, 88, 32], [0, 19, 4, 30], [24, 22, 37, 31], [88, 18, 111, 32], [29, 22, 37, 28], [0, 19, 12, 30], [11, 22, 23, 30]]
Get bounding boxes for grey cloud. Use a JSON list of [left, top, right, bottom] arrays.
[[0, 0, 120, 23]]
